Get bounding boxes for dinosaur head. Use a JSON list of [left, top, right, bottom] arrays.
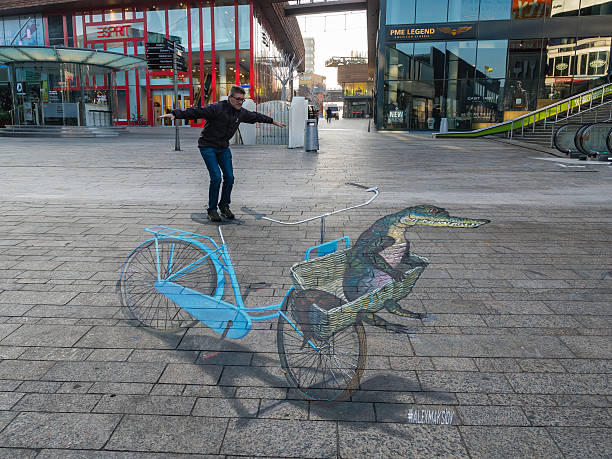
[[398, 205, 490, 228]]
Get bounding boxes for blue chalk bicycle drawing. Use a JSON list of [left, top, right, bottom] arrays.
[[117, 184, 433, 402]]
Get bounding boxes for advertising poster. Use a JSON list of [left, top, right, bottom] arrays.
[[511, 0, 552, 18]]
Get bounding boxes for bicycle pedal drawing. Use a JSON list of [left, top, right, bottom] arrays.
[[117, 184, 489, 402]]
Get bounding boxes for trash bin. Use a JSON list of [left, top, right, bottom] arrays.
[[305, 119, 319, 152]]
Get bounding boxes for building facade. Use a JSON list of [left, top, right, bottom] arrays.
[[0, 0, 304, 127], [326, 55, 374, 118], [304, 36, 315, 72], [376, 0, 612, 130]]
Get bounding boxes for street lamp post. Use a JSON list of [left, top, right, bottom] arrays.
[[173, 40, 181, 151]]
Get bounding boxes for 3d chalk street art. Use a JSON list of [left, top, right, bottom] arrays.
[[118, 186, 489, 403]]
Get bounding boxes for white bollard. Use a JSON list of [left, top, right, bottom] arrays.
[[240, 99, 256, 145], [439, 117, 448, 134], [289, 96, 307, 148]]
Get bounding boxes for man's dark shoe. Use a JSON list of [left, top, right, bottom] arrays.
[[219, 205, 235, 220], [207, 210, 222, 222]]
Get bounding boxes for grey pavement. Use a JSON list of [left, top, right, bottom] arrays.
[[0, 118, 611, 457]]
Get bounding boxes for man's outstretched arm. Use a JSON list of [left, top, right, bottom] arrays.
[[241, 110, 286, 127], [159, 104, 217, 121]]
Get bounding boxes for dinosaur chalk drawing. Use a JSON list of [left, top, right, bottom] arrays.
[[343, 204, 489, 333]]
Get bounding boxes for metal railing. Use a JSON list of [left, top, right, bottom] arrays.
[[436, 82, 612, 139], [256, 100, 289, 145]]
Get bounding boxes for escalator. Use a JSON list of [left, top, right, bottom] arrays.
[[553, 122, 612, 161]]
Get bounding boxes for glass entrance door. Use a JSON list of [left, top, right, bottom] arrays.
[[410, 97, 433, 130], [152, 89, 191, 126]]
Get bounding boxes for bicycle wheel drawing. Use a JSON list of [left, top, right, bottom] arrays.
[[119, 238, 218, 332], [277, 289, 367, 402]]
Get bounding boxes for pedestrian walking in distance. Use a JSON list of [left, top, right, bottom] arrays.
[[160, 86, 286, 222], [326, 106, 333, 124]]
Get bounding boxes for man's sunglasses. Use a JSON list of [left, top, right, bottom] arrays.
[[231, 95, 245, 102]]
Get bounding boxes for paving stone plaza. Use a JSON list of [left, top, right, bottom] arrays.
[[0, 119, 611, 457]]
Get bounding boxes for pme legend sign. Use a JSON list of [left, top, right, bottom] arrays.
[[387, 23, 477, 41]]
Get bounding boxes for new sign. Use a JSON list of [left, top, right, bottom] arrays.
[[387, 23, 477, 41]]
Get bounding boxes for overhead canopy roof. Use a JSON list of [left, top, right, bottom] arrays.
[[0, 46, 145, 71]]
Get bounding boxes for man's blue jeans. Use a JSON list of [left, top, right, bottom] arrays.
[[199, 147, 234, 213]]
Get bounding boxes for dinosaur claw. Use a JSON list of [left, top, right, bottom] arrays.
[[420, 313, 436, 322], [388, 324, 415, 335]]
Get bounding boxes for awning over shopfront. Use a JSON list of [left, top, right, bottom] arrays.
[[0, 46, 145, 71]]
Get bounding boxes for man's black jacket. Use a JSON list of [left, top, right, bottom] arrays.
[[171, 100, 273, 149]]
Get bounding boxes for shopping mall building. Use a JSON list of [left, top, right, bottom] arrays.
[[376, 0, 612, 130], [0, 0, 304, 127]]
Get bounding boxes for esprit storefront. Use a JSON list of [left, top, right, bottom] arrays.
[[376, 0, 612, 131], [0, 46, 144, 127], [0, 1, 285, 127]]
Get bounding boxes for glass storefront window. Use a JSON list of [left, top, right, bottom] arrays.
[[579, 0, 612, 15], [503, 79, 538, 110], [585, 50, 609, 75], [65, 15, 74, 47], [215, 2, 236, 51], [550, 0, 580, 16], [448, 0, 479, 22], [201, 4, 213, 105], [47, 15, 64, 46], [168, 5, 189, 50], [386, 44, 413, 81], [546, 38, 576, 78], [446, 41, 477, 79], [75, 15, 84, 47], [479, 0, 512, 19], [7, 62, 116, 126], [413, 42, 446, 79], [239, 49, 250, 87], [471, 78, 504, 125], [238, 2, 250, 49], [384, 80, 409, 129], [105, 9, 122, 22], [146, 6, 165, 43], [416, 0, 449, 23], [386, 0, 416, 24], [445, 78, 474, 129], [215, 1, 236, 98], [238, 2, 251, 89], [3, 16, 45, 47], [3, 17, 21, 46], [476, 40, 508, 79], [190, 2, 202, 95], [507, 39, 544, 80]]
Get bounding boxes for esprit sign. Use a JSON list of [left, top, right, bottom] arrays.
[[95, 24, 131, 38], [387, 24, 476, 41]]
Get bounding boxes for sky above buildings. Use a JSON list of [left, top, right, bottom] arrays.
[[296, 11, 368, 89]]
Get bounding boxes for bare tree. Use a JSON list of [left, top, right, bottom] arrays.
[[262, 52, 303, 102]]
